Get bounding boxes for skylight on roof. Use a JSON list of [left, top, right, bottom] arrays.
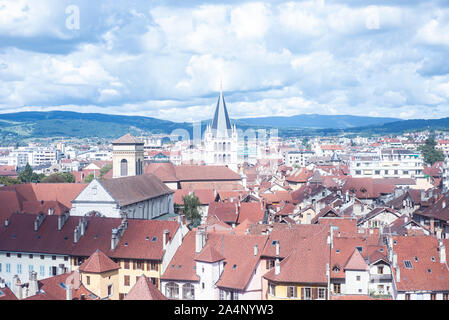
[[428, 269, 432, 273], [356, 246, 363, 253], [404, 260, 413, 269], [232, 264, 237, 269], [59, 282, 67, 289], [271, 240, 279, 246], [431, 256, 436, 262]]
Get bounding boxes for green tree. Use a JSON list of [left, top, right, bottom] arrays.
[[182, 193, 202, 228], [0, 176, 21, 186], [41, 172, 75, 183], [99, 164, 113, 178], [18, 163, 41, 183], [84, 173, 95, 183], [418, 137, 445, 165]]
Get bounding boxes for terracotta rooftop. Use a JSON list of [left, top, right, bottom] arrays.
[[344, 248, 369, 271], [112, 133, 143, 144], [124, 275, 167, 300], [78, 249, 120, 274]]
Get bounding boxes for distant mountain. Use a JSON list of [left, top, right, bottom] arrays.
[[236, 114, 401, 129], [0, 111, 448, 145], [0, 111, 192, 143]]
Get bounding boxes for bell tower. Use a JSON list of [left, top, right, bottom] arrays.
[[112, 133, 144, 178]]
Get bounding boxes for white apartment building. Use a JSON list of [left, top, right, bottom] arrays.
[[283, 150, 314, 167], [350, 149, 424, 179], [443, 156, 449, 191]]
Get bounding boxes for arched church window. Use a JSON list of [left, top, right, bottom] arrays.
[[120, 159, 128, 177]]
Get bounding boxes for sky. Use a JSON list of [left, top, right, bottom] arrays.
[[0, 0, 449, 123]]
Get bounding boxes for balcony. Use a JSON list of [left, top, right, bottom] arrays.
[[370, 274, 392, 282]]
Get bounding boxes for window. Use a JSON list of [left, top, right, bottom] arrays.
[[404, 260, 413, 269], [150, 277, 158, 288], [29, 254, 33, 259], [269, 283, 275, 296], [165, 282, 179, 299], [124, 260, 130, 269], [414, 256, 419, 262], [6, 264, 10, 273], [266, 260, 275, 270], [443, 293, 449, 300], [107, 285, 113, 297], [124, 275, 130, 286], [333, 283, 341, 294], [0, 263, 1, 273], [6, 253, 10, 258], [318, 288, 326, 299], [355, 170, 361, 175], [431, 293, 436, 300], [231, 292, 239, 300], [356, 246, 363, 253], [40, 265, 45, 277], [304, 288, 312, 300], [219, 289, 225, 300], [17, 254, 21, 258], [182, 283, 195, 300], [149, 261, 158, 271], [120, 159, 128, 177], [378, 266, 384, 274], [136, 261, 143, 270], [405, 294, 410, 300], [40, 255, 44, 260], [375, 170, 380, 175], [52, 256, 56, 260], [356, 275, 361, 281], [17, 264, 22, 274], [287, 286, 297, 298], [86, 276, 90, 285], [28, 265, 34, 272]]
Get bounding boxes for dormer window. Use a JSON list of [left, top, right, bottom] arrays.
[[404, 260, 413, 269], [332, 265, 340, 273]]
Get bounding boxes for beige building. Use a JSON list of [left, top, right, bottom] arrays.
[[112, 134, 144, 178], [78, 249, 120, 300]]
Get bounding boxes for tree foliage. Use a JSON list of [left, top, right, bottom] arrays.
[[18, 163, 43, 183], [84, 173, 95, 183], [41, 172, 75, 183], [418, 137, 445, 165], [182, 193, 202, 228], [0, 176, 21, 186], [99, 164, 113, 178]]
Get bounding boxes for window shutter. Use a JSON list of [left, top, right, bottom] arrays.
[[301, 288, 305, 300], [146, 262, 150, 271], [312, 288, 317, 300], [325, 289, 328, 300], [133, 261, 136, 270]]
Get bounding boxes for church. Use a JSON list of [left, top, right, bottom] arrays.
[[203, 87, 239, 172]]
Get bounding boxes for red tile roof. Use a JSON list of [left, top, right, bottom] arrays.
[[174, 189, 215, 205], [194, 244, 225, 263], [1, 183, 87, 209], [392, 236, 449, 292], [208, 202, 239, 224], [0, 285, 18, 300], [124, 275, 167, 300], [237, 202, 265, 224], [344, 249, 369, 271], [78, 249, 120, 273], [263, 228, 330, 284]]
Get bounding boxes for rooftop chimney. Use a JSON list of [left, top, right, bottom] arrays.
[[58, 212, 70, 231], [28, 271, 38, 296], [443, 201, 446, 209], [13, 276, 22, 300], [74, 225, 80, 244], [34, 213, 46, 232], [439, 240, 446, 264], [4, 219, 9, 227], [275, 241, 280, 256], [163, 229, 169, 250], [111, 228, 119, 251], [66, 284, 73, 300], [396, 266, 400, 283], [274, 258, 280, 276], [48, 207, 55, 215], [195, 227, 206, 253], [254, 244, 258, 256]]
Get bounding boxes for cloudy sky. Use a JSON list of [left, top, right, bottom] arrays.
[[0, 0, 449, 122]]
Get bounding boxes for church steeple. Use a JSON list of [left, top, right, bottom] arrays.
[[211, 85, 232, 138]]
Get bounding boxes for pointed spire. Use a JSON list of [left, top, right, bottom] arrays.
[[211, 84, 232, 138]]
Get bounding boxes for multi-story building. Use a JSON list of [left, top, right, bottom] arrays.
[[350, 149, 423, 179], [283, 150, 314, 167]]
